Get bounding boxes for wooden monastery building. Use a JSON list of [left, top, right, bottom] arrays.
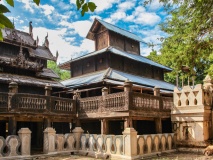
[[0, 23, 76, 150], [59, 19, 175, 135]]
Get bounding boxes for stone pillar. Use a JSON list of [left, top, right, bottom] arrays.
[[45, 84, 52, 96], [72, 127, 84, 150], [43, 127, 56, 154], [155, 118, 162, 133], [18, 128, 31, 156], [124, 118, 133, 129], [8, 117, 17, 135], [124, 79, 133, 92], [101, 119, 109, 134], [102, 87, 108, 96], [122, 128, 138, 159], [154, 86, 160, 96]]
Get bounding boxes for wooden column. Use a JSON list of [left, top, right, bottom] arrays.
[[101, 119, 109, 134], [124, 118, 133, 129], [124, 79, 133, 92], [154, 86, 160, 96], [102, 87, 108, 96], [44, 84, 52, 129], [8, 117, 17, 135], [155, 118, 162, 133]]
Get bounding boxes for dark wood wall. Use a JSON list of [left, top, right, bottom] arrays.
[[108, 31, 140, 55], [71, 52, 164, 81], [95, 26, 109, 51]]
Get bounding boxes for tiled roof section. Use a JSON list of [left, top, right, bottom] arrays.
[[2, 28, 35, 47], [28, 46, 56, 61], [86, 18, 143, 42], [36, 68, 60, 79], [60, 46, 172, 71], [61, 68, 175, 91], [0, 73, 64, 88]]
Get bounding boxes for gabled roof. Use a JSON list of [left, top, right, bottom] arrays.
[[61, 68, 175, 91], [28, 46, 57, 61], [86, 18, 143, 42], [36, 68, 60, 79], [59, 46, 172, 72]]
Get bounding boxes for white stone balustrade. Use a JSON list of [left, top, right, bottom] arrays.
[[18, 128, 31, 156]]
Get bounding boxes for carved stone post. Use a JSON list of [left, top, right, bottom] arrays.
[[122, 128, 138, 159], [101, 119, 109, 134], [102, 87, 108, 96], [124, 79, 132, 92], [43, 127, 56, 154], [72, 127, 84, 150], [154, 86, 160, 96], [155, 118, 162, 133], [18, 128, 31, 156]]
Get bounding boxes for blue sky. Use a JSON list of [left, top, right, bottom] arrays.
[[3, 0, 168, 64]]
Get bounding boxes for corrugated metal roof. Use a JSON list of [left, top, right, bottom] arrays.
[[87, 19, 143, 42], [61, 68, 175, 91], [66, 46, 171, 71]]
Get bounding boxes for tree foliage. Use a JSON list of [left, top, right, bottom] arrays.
[[47, 61, 70, 81], [147, 0, 213, 84], [0, 0, 96, 40]]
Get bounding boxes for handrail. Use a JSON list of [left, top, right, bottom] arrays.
[[0, 92, 8, 111]]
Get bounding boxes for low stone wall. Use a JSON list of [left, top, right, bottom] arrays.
[[79, 131, 175, 159]]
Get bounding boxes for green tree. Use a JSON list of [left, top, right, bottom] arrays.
[[47, 61, 70, 81], [0, 0, 96, 40], [147, 0, 213, 84]]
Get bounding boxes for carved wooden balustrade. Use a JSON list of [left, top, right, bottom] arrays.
[[0, 92, 8, 112], [0, 93, 76, 114], [78, 92, 173, 114]]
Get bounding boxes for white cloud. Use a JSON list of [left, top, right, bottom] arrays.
[[16, 0, 36, 13], [22, 26, 94, 63], [147, 0, 163, 11], [59, 20, 92, 37], [40, 4, 54, 16], [117, 1, 135, 11], [91, 0, 120, 12]]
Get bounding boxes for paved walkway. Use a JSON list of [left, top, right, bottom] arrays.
[[34, 152, 211, 160]]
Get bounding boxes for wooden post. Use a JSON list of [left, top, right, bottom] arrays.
[[124, 79, 133, 92], [102, 87, 108, 96], [155, 118, 162, 134], [45, 84, 52, 96], [124, 118, 132, 129], [44, 118, 51, 129], [8, 117, 17, 135], [101, 119, 109, 134], [154, 86, 160, 96]]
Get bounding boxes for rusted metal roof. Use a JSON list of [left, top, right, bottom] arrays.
[[61, 68, 175, 91], [86, 18, 143, 42], [36, 68, 60, 79], [0, 73, 64, 88]]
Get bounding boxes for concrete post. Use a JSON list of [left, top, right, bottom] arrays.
[[155, 118, 162, 133], [124, 79, 133, 92], [102, 87, 108, 96], [43, 127, 56, 154], [124, 118, 133, 129], [72, 127, 84, 150], [154, 86, 160, 96], [18, 128, 31, 156], [101, 119, 109, 134], [122, 128, 138, 159]]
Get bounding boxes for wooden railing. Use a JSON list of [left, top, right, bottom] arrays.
[[78, 92, 173, 114], [7, 93, 76, 114], [0, 92, 8, 112]]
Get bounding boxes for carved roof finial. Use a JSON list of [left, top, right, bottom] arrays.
[[56, 50, 59, 61], [43, 32, 49, 48], [29, 21, 33, 37], [36, 36, 39, 47], [19, 40, 23, 56]]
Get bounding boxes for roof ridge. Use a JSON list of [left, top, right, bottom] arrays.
[[96, 18, 140, 40], [102, 67, 112, 80]]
